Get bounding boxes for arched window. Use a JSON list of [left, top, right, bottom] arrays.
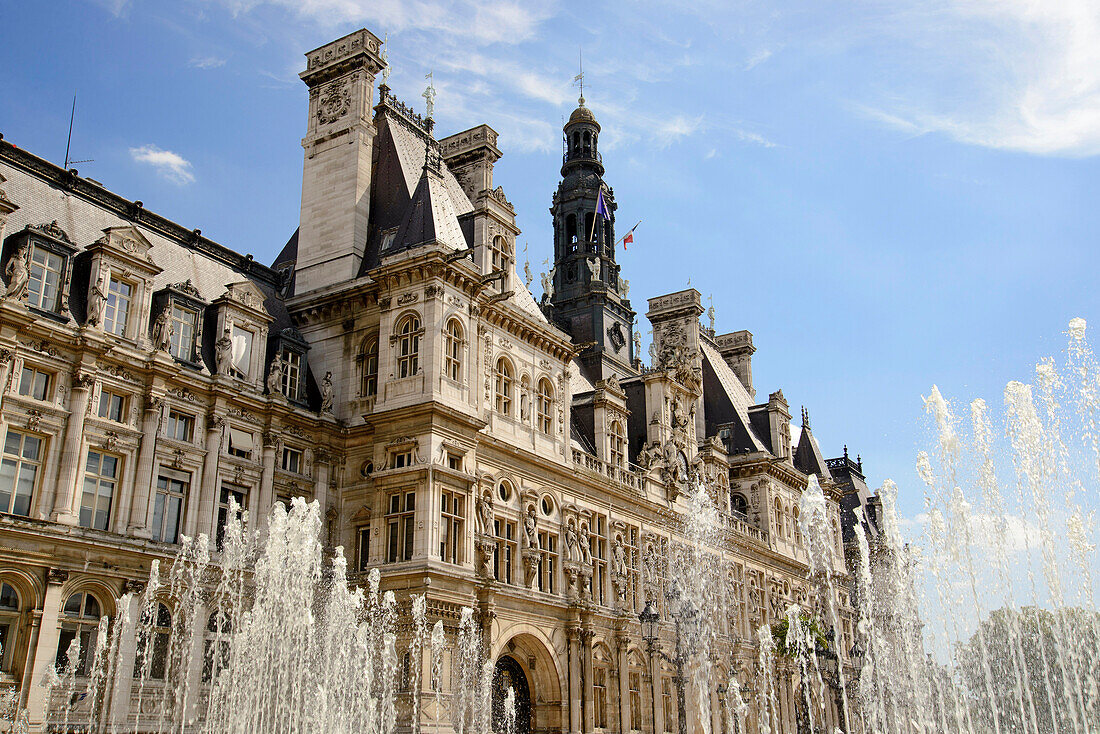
[[57, 591, 103, 676], [395, 314, 421, 379], [0, 582, 20, 672], [609, 421, 625, 467], [566, 214, 578, 245], [573, 131, 580, 153], [490, 237, 510, 289], [582, 130, 592, 157], [731, 493, 748, 518], [203, 610, 231, 682], [494, 358, 513, 416], [774, 498, 784, 538], [793, 507, 802, 547], [135, 603, 172, 680], [361, 336, 379, 397], [536, 378, 554, 434], [444, 320, 463, 381]]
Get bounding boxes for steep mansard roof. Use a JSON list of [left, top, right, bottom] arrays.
[[699, 340, 769, 453], [794, 418, 834, 482]]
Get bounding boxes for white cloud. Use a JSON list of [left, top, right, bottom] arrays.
[[217, 0, 553, 46], [130, 145, 195, 185], [190, 56, 227, 69], [744, 48, 773, 70], [654, 114, 705, 147], [864, 0, 1100, 156]]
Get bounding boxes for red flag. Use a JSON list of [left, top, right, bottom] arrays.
[[622, 231, 633, 249]]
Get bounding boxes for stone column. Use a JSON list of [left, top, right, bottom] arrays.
[[649, 651, 662, 734], [183, 598, 209, 722], [567, 627, 582, 734], [128, 395, 163, 537], [256, 431, 278, 532], [109, 586, 144, 726], [616, 635, 630, 734], [26, 569, 67, 729], [193, 414, 224, 543], [313, 449, 331, 514], [581, 628, 594, 734], [51, 373, 94, 525]]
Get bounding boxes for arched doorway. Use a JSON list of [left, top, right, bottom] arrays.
[[491, 655, 531, 734]]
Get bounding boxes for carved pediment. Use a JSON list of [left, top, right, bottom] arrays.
[[93, 226, 161, 274], [26, 220, 73, 245], [351, 504, 372, 523], [218, 281, 271, 319]]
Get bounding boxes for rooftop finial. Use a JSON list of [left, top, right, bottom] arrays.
[[573, 48, 585, 106], [380, 33, 390, 85], [801, 406, 810, 429], [422, 70, 436, 120]]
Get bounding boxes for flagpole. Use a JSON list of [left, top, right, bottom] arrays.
[[616, 219, 642, 247]]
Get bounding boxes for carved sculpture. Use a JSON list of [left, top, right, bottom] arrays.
[[215, 329, 233, 375], [2, 243, 29, 301], [475, 490, 494, 536], [564, 520, 581, 563], [587, 256, 600, 283], [320, 371, 334, 413], [522, 506, 537, 549], [86, 266, 108, 327], [151, 304, 173, 352], [266, 354, 284, 395]]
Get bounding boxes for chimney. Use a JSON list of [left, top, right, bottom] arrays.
[[715, 330, 755, 399]]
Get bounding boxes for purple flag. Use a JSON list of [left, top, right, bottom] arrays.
[[595, 189, 610, 220]]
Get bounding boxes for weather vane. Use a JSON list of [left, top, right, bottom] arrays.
[[423, 70, 436, 119], [573, 48, 584, 104], [380, 33, 390, 85]]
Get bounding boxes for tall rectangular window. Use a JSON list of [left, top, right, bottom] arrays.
[[591, 516, 608, 606], [227, 428, 253, 459], [593, 668, 608, 729], [281, 350, 302, 400], [0, 430, 42, 516], [97, 390, 127, 422], [17, 367, 51, 401], [538, 530, 557, 594], [80, 450, 119, 531], [662, 680, 674, 733], [230, 326, 253, 379], [152, 470, 188, 544], [281, 446, 302, 474], [27, 245, 64, 312], [215, 484, 247, 550], [439, 489, 464, 564], [629, 672, 642, 731], [493, 518, 517, 584], [357, 527, 370, 571], [103, 276, 133, 337], [169, 304, 198, 361], [167, 411, 195, 442], [386, 492, 415, 562]]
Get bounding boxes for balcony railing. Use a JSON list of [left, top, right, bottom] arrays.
[[570, 448, 640, 490]]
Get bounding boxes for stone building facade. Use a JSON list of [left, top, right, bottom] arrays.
[[0, 27, 865, 734]]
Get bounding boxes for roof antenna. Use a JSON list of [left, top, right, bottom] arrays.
[[63, 93, 94, 170]]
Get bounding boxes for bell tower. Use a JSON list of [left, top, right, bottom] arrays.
[[547, 97, 636, 382]]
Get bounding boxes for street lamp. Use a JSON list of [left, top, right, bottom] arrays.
[[638, 597, 693, 734]]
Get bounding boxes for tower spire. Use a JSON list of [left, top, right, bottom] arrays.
[[573, 48, 585, 105]]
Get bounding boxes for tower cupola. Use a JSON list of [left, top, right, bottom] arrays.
[[562, 97, 604, 176]]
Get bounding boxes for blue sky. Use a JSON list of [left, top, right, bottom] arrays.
[[3, 0, 1099, 533]]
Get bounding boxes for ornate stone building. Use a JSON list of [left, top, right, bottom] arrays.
[[0, 27, 865, 734]]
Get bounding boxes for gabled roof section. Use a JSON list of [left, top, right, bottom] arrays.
[[387, 161, 469, 254], [700, 341, 768, 452], [794, 410, 833, 482], [386, 112, 473, 216]]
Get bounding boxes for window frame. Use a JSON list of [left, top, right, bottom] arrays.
[[609, 420, 625, 467], [17, 365, 52, 402], [439, 489, 464, 564], [279, 348, 304, 402], [360, 335, 379, 397], [80, 449, 120, 531], [385, 491, 416, 563], [395, 314, 422, 379], [97, 389, 128, 423], [494, 357, 514, 416], [0, 582, 21, 673], [215, 483, 247, 550], [0, 428, 44, 517], [102, 272, 135, 338], [57, 591, 103, 677], [281, 446, 303, 474], [166, 410, 195, 443], [443, 319, 463, 382], [536, 378, 554, 434], [152, 468, 189, 544]]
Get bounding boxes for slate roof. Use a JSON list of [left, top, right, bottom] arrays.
[[699, 341, 768, 453], [794, 419, 834, 482]]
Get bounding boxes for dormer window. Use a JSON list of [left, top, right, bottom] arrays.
[[28, 246, 66, 312], [231, 326, 253, 379], [169, 304, 199, 361], [280, 349, 302, 401], [103, 275, 133, 337]]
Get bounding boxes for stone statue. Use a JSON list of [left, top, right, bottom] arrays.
[[524, 260, 533, 288], [671, 398, 690, 431], [633, 330, 642, 357], [320, 371, 334, 413], [522, 506, 537, 549], [215, 329, 233, 375], [636, 441, 660, 470], [475, 490, 494, 536], [612, 537, 628, 578], [564, 521, 581, 562], [622, 279, 630, 297], [708, 303, 716, 333], [578, 527, 593, 566], [2, 243, 29, 301], [151, 304, 173, 352], [587, 256, 600, 283], [266, 354, 284, 395], [86, 267, 108, 327]]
